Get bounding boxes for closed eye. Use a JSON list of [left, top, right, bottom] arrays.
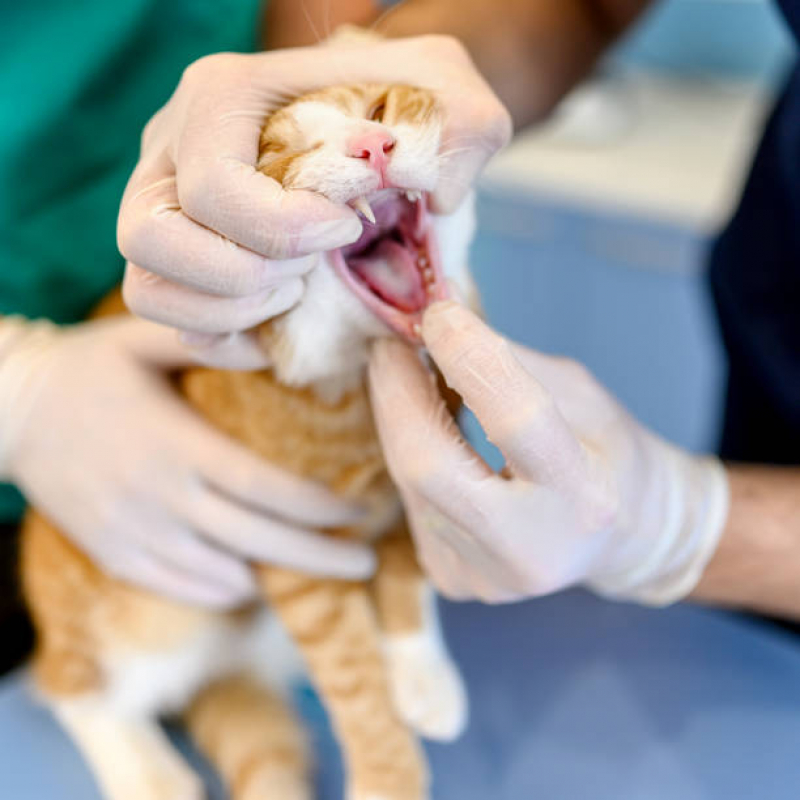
[[368, 101, 386, 123]]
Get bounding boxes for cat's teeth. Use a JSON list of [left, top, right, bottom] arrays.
[[352, 197, 376, 224], [413, 323, 422, 336], [406, 190, 422, 203]]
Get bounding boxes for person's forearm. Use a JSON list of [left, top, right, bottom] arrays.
[[264, 0, 652, 129], [374, 0, 652, 128], [263, 0, 379, 50], [691, 465, 800, 620]]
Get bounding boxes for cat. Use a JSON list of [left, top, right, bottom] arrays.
[[21, 82, 477, 800]]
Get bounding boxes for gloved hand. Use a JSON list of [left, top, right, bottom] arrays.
[[118, 35, 511, 365], [0, 316, 373, 608], [369, 302, 729, 605]]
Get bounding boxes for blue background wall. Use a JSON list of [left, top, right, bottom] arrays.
[[615, 0, 794, 83]]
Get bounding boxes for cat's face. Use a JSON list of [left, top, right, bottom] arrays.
[[257, 84, 474, 395]]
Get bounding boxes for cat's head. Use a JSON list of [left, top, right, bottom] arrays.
[[256, 84, 474, 398]]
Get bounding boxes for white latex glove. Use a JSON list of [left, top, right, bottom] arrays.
[[118, 35, 511, 365], [0, 316, 373, 608], [369, 302, 729, 606]]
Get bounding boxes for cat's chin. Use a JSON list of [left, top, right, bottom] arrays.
[[260, 253, 392, 403], [331, 189, 448, 344]]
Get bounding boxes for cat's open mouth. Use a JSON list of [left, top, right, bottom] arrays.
[[330, 189, 447, 342]]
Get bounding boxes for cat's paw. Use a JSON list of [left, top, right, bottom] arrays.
[[385, 633, 468, 742], [350, 791, 427, 800], [238, 772, 312, 800], [106, 764, 204, 800], [352, 796, 422, 800]]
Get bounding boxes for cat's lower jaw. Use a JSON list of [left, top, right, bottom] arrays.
[[384, 627, 468, 742]]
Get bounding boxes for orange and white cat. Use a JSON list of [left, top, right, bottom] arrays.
[[22, 82, 477, 800]]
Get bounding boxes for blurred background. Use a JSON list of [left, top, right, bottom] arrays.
[[470, 0, 795, 455]]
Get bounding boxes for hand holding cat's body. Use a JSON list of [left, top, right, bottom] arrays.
[[0, 314, 373, 605]]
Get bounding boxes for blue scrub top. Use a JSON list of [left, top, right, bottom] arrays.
[[709, 0, 800, 463]]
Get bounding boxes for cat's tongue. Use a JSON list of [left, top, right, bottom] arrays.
[[347, 239, 426, 313]]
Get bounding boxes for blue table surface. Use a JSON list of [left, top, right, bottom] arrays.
[[2, 590, 799, 799]]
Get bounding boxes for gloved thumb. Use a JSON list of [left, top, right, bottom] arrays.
[[421, 302, 588, 491], [107, 316, 210, 370]]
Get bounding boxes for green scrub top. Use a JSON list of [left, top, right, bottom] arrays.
[[0, 0, 263, 522]]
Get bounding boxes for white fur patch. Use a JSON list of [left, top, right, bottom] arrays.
[[433, 190, 477, 291], [98, 610, 301, 719], [384, 587, 468, 742], [269, 256, 389, 401]]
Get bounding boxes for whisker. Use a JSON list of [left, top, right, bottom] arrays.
[[367, 0, 408, 34], [323, 0, 332, 42], [301, 0, 324, 45], [438, 147, 479, 159]]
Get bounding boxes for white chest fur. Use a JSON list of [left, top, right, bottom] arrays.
[[95, 610, 301, 719]]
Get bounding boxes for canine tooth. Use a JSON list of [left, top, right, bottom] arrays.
[[406, 189, 422, 203], [412, 323, 422, 336], [423, 268, 433, 281], [418, 255, 429, 268], [352, 196, 375, 224]]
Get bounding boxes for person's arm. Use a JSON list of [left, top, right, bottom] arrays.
[[263, 0, 378, 50], [375, 0, 652, 127], [266, 0, 653, 128], [691, 465, 800, 619]]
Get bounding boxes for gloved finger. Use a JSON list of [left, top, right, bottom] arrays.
[[398, 490, 461, 579], [133, 514, 257, 601], [369, 338, 503, 534], [179, 330, 272, 371], [100, 544, 249, 609], [410, 520, 475, 601], [434, 110, 511, 214], [422, 302, 589, 490], [190, 423, 367, 530], [422, 501, 529, 599], [110, 315, 272, 372], [118, 158, 319, 296], [122, 263, 304, 333], [173, 72, 362, 259], [181, 490, 376, 579]]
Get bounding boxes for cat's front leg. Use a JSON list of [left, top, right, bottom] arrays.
[[256, 564, 428, 800], [373, 527, 468, 742]]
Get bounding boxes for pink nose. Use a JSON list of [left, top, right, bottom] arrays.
[[347, 129, 395, 171]]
